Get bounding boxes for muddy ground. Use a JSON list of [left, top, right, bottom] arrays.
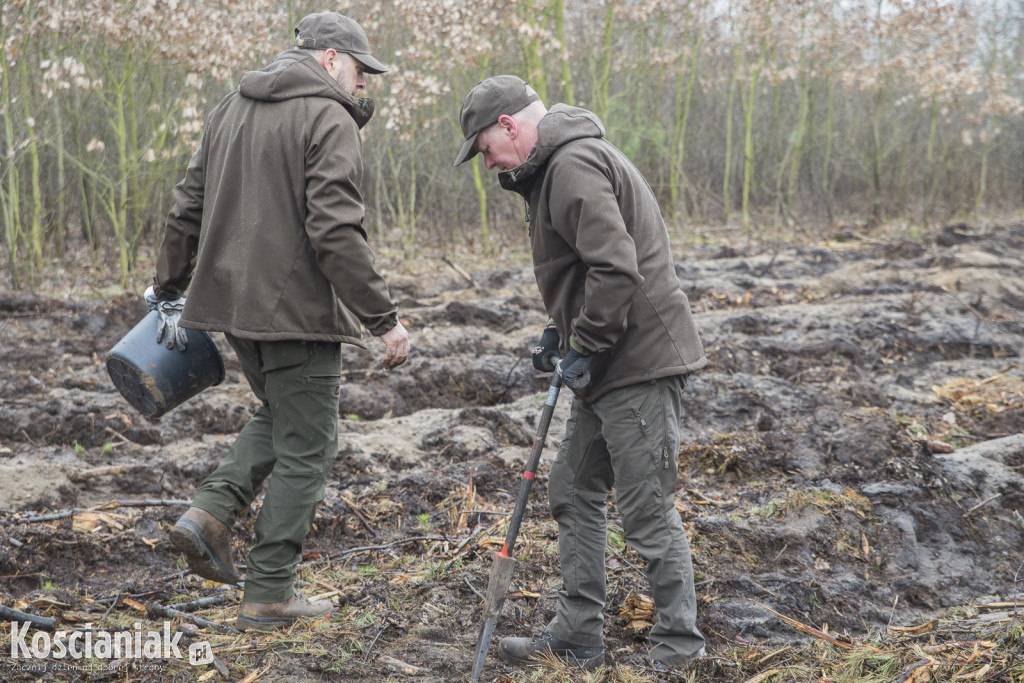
[[1, 222, 1023, 682]]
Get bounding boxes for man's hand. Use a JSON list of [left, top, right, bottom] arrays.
[[531, 322, 560, 372], [378, 320, 410, 369], [144, 285, 188, 351], [557, 348, 592, 391]]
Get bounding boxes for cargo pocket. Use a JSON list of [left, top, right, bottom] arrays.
[[305, 373, 341, 396]]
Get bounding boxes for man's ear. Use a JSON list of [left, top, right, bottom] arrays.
[[319, 48, 337, 72], [497, 114, 517, 138]]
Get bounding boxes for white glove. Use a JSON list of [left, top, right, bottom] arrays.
[[144, 285, 188, 351]]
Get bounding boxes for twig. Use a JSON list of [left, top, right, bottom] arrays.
[[499, 356, 523, 403], [145, 601, 239, 634], [747, 577, 784, 601], [161, 569, 192, 582], [965, 493, 1002, 517], [464, 576, 485, 601], [92, 589, 162, 605], [337, 535, 445, 558], [169, 594, 236, 612], [338, 493, 378, 538], [103, 426, 131, 444], [750, 599, 860, 651], [363, 623, 389, 663], [888, 595, 900, 629], [101, 591, 121, 623], [607, 544, 645, 578], [441, 256, 475, 287], [13, 499, 190, 525], [94, 499, 190, 509], [238, 662, 272, 683], [441, 518, 506, 572], [937, 286, 1000, 347], [19, 512, 75, 523], [888, 658, 935, 683], [0, 604, 57, 631]]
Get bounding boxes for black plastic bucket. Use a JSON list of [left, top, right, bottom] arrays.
[[106, 311, 226, 419]]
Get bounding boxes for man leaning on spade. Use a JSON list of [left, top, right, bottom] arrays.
[[146, 12, 409, 631], [454, 76, 708, 672]]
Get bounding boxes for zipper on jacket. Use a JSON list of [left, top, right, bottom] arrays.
[[523, 198, 531, 223]]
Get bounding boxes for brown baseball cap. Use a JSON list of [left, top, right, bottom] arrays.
[[453, 75, 539, 166], [294, 12, 387, 74]]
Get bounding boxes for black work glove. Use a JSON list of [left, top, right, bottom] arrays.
[[144, 285, 188, 351], [531, 323, 560, 372], [557, 348, 592, 392]]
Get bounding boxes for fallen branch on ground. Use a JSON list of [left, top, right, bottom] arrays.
[[146, 601, 240, 634], [8, 500, 191, 525], [750, 599, 860, 651], [0, 604, 57, 631]]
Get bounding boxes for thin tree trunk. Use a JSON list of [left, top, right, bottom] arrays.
[[554, 0, 574, 105], [594, 1, 615, 123], [722, 48, 742, 223], [669, 30, 700, 225], [19, 59, 43, 273], [741, 40, 766, 231]]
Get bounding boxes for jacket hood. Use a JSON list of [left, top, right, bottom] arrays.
[[239, 49, 375, 128], [499, 104, 605, 193]]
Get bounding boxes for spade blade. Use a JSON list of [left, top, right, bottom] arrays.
[[470, 552, 518, 681]]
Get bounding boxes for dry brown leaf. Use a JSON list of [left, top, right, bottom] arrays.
[[72, 512, 102, 533]]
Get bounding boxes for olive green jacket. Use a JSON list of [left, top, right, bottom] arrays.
[[500, 104, 707, 400], [154, 49, 396, 346]]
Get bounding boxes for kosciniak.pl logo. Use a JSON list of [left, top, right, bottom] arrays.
[[9, 622, 214, 666]]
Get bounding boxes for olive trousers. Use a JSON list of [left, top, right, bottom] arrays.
[[192, 336, 341, 603], [545, 375, 705, 663]]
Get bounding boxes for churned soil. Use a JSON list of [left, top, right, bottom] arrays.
[[1, 222, 1022, 681]]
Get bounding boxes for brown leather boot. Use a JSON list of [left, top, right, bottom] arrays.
[[236, 592, 333, 631], [168, 507, 240, 584]]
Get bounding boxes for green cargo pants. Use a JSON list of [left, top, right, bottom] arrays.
[[192, 336, 341, 603], [545, 375, 705, 663]]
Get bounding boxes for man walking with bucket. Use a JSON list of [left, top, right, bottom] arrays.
[[147, 12, 409, 630]]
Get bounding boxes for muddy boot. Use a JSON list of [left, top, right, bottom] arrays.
[[498, 631, 604, 671], [168, 507, 240, 584], [236, 592, 333, 631]]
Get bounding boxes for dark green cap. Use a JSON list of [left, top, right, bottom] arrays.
[[294, 12, 387, 74], [454, 75, 539, 166]]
